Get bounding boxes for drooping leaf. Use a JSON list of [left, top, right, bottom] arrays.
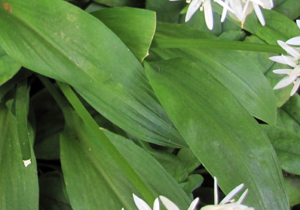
[[151, 23, 277, 125], [145, 58, 289, 210], [0, 102, 38, 210], [91, 7, 156, 62], [0, 46, 21, 86], [60, 110, 192, 209], [0, 0, 184, 147]]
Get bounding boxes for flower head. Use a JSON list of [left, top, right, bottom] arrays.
[[200, 177, 254, 210], [270, 21, 300, 96], [217, 0, 273, 27]]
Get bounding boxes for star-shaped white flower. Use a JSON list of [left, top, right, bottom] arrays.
[[270, 38, 300, 96], [200, 177, 254, 210], [218, 0, 273, 27], [169, 0, 214, 30]]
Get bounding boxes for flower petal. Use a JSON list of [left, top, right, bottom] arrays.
[[269, 55, 297, 67], [133, 194, 152, 210], [219, 183, 244, 205], [203, 0, 213, 30], [186, 0, 202, 22], [273, 69, 293, 74], [153, 198, 160, 210], [291, 79, 300, 96], [188, 197, 199, 210], [297, 20, 300, 29], [286, 36, 300, 46], [273, 75, 297, 90], [159, 196, 180, 210], [278, 40, 300, 58], [253, 3, 265, 26], [236, 189, 248, 204]]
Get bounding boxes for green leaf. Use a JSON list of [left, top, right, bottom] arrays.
[[91, 7, 156, 62], [283, 176, 300, 207], [0, 102, 38, 210], [152, 23, 277, 125], [252, 10, 300, 45], [0, 0, 184, 147], [92, 0, 143, 7], [145, 58, 289, 210], [277, 94, 300, 135], [0, 46, 21, 86], [60, 110, 192, 209], [15, 79, 31, 162], [146, 0, 185, 23], [274, 0, 300, 20], [262, 125, 300, 175]]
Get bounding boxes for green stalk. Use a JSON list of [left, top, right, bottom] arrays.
[[38, 75, 156, 203], [152, 38, 286, 54], [15, 79, 31, 166]]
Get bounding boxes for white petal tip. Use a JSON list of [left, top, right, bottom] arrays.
[[23, 159, 31, 167]]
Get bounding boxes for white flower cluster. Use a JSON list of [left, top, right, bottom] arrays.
[[169, 0, 273, 30], [122, 177, 254, 210], [270, 20, 300, 96]]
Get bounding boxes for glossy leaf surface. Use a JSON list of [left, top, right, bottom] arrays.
[[60, 110, 191, 210], [0, 0, 183, 147], [145, 58, 289, 210], [0, 103, 38, 210]]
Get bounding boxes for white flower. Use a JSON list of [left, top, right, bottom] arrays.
[[217, 0, 273, 27], [270, 38, 300, 96], [169, 0, 214, 30], [200, 177, 254, 210], [123, 194, 199, 210]]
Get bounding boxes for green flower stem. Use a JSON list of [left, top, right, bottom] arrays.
[[38, 75, 156, 203], [15, 79, 31, 162], [152, 38, 286, 54]]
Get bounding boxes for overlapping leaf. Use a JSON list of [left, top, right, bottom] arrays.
[[0, 103, 38, 210], [151, 23, 277, 125], [91, 7, 156, 62], [145, 58, 289, 210], [0, 0, 184, 147], [60, 110, 192, 209]]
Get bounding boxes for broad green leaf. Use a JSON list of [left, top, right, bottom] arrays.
[[252, 10, 300, 45], [91, 7, 156, 62], [0, 46, 21, 86], [262, 125, 300, 175], [151, 23, 277, 125], [0, 102, 38, 210], [277, 94, 300, 135], [60, 110, 191, 209], [146, 0, 185, 23], [283, 176, 300, 207], [39, 172, 72, 210], [0, 0, 184, 147], [274, 0, 300, 20], [145, 58, 289, 210], [93, 0, 143, 7]]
